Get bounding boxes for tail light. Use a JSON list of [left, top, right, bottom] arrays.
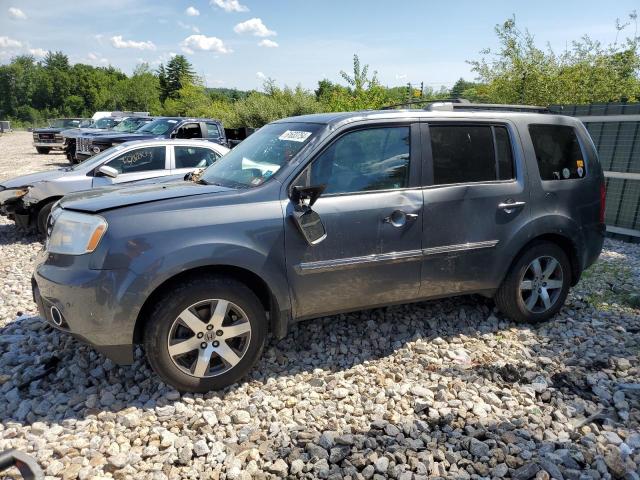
[[599, 181, 606, 224]]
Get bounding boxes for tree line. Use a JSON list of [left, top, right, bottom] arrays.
[[0, 14, 639, 128]]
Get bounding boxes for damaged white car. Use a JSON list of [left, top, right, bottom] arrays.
[[0, 139, 228, 234]]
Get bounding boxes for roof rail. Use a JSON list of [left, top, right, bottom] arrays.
[[426, 102, 549, 113], [381, 98, 470, 110]]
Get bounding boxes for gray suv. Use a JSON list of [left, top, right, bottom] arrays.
[[32, 104, 605, 392]]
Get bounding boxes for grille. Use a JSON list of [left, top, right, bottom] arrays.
[[77, 137, 92, 153]]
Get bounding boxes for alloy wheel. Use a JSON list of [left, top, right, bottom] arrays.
[[519, 256, 564, 313], [167, 299, 252, 378]]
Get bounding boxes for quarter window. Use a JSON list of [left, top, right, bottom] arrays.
[[174, 146, 219, 169], [297, 126, 410, 195], [206, 123, 222, 141], [106, 146, 166, 174], [529, 125, 585, 180], [430, 125, 515, 185]]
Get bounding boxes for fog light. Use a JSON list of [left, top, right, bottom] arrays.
[[92, 146, 101, 153]]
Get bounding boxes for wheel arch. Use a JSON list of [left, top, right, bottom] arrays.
[[503, 232, 581, 287], [133, 265, 282, 344]]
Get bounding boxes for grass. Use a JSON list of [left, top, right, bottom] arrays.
[[580, 260, 638, 311]]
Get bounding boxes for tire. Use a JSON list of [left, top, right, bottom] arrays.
[[144, 275, 267, 392], [495, 241, 571, 324], [36, 201, 56, 236], [36, 147, 50, 154]]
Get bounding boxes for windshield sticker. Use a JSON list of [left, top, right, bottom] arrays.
[[562, 168, 571, 179], [278, 130, 312, 142]]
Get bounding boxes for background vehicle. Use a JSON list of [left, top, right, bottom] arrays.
[[75, 117, 227, 162], [32, 118, 91, 154], [31, 105, 604, 392], [0, 139, 228, 234], [63, 115, 154, 163]]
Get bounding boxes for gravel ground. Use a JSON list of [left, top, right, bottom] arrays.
[[0, 131, 69, 180], [0, 131, 639, 479]]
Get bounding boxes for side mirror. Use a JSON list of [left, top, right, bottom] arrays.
[[97, 165, 118, 178], [170, 132, 177, 139], [292, 208, 327, 245], [290, 185, 327, 245]]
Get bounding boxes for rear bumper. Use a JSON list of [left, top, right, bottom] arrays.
[[32, 251, 137, 364]]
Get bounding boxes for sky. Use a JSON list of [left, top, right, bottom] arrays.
[[0, 0, 638, 91]]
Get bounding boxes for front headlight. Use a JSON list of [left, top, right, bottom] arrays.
[[47, 210, 108, 255], [0, 187, 28, 203]]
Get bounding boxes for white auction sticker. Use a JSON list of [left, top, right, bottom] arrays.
[[279, 130, 312, 142]]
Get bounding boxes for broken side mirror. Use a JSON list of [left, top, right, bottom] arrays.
[[290, 185, 327, 245]]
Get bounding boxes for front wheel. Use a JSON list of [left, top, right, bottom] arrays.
[[144, 275, 267, 392], [36, 147, 50, 154], [495, 241, 571, 324], [36, 201, 56, 236]]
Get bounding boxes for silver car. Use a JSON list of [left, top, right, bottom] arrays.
[[0, 139, 229, 234]]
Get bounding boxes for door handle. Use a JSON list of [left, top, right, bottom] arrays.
[[383, 210, 418, 227], [498, 200, 526, 213]]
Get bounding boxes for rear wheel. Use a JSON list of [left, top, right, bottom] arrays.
[[144, 275, 267, 392], [36, 147, 50, 154], [36, 201, 56, 236], [495, 241, 571, 323]]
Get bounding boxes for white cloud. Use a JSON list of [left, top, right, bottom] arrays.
[[180, 35, 232, 54], [28, 48, 47, 57], [211, 0, 248, 12], [185, 6, 200, 16], [256, 71, 266, 79], [0, 36, 22, 48], [395, 73, 407, 80], [258, 39, 278, 48], [110, 35, 156, 51], [233, 18, 276, 37], [178, 21, 200, 33], [8, 7, 27, 20], [87, 52, 109, 64]]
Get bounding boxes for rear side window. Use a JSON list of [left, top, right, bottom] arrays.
[[429, 125, 515, 185], [175, 123, 202, 139], [529, 125, 585, 180], [175, 146, 219, 168]]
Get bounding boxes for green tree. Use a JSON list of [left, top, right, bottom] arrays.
[[159, 55, 197, 102]]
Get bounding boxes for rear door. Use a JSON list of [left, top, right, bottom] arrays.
[[419, 121, 530, 297], [283, 122, 424, 319], [92, 145, 172, 186]]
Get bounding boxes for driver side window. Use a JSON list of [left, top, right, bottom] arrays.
[[175, 123, 202, 139], [295, 126, 411, 195], [106, 146, 166, 174]]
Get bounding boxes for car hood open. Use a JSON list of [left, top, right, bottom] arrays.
[[0, 169, 68, 189], [59, 180, 234, 213]]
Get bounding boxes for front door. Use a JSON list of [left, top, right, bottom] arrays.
[[419, 122, 530, 297], [284, 123, 424, 319], [92, 145, 171, 187]]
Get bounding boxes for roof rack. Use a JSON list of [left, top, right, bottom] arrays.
[[381, 98, 470, 110], [382, 98, 550, 114]]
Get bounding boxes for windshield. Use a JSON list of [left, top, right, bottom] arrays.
[[92, 118, 117, 129], [70, 144, 126, 170], [137, 118, 177, 135], [50, 119, 82, 128], [200, 122, 322, 188], [113, 118, 147, 133]]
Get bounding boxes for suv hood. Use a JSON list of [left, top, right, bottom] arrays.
[[61, 127, 108, 138], [90, 132, 157, 144], [33, 127, 64, 134], [1, 169, 67, 189], [59, 180, 233, 213]]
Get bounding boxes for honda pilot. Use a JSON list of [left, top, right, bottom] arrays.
[[32, 104, 605, 392]]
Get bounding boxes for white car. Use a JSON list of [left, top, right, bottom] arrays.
[[0, 139, 229, 234]]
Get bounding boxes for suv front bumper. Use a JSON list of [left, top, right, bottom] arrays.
[[32, 251, 137, 364]]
